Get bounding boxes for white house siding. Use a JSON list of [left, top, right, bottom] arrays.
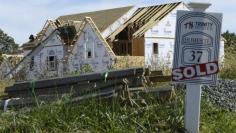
[[144, 3, 225, 68], [23, 24, 56, 58], [145, 38, 175, 67], [219, 40, 224, 64], [69, 23, 114, 73], [28, 34, 64, 80]]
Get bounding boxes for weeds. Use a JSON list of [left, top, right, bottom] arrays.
[[0, 90, 184, 132], [0, 85, 235, 132]]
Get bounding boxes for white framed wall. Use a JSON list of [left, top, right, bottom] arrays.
[[69, 23, 114, 73], [27, 33, 64, 80]]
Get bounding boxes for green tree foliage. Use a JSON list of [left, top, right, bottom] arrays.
[[222, 30, 236, 54], [0, 29, 19, 54], [220, 31, 236, 79]]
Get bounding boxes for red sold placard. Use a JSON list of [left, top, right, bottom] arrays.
[[172, 61, 218, 81]]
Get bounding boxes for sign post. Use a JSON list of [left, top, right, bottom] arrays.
[[172, 2, 222, 133]]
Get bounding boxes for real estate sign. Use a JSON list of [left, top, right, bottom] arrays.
[[172, 10, 222, 84]]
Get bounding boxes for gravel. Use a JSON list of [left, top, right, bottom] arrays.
[[175, 79, 236, 111], [202, 79, 236, 111]]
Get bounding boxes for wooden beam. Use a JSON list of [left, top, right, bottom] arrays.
[[138, 3, 179, 36], [148, 75, 171, 82], [133, 6, 163, 25], [5, 68, 145, 93], [106, 7, 149, 41], [150, 70, 163, 76], [132, 4, 172, 37], [133, 3, 180, 37]]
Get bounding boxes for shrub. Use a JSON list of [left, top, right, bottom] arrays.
[[220, 53, 236, 79]]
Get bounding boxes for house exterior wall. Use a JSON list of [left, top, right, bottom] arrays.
[[23, 24, 55, 58], [27, 34, 64, 80], [144, 3, 225, 68], [219, 40, 224, 63], [69, 23, 114, 73], [145, 38, 175, 67]]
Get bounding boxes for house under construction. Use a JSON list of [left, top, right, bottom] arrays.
[[5, 2, 225, 80]]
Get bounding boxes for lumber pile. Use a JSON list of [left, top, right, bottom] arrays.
[[0, 68, 172, 110]]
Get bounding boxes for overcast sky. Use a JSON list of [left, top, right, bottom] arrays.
[[0, 0, 235, 45]]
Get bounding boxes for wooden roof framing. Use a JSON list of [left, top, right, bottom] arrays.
[[107, 2, 182, 40], [133, 2, 180, 37], [106, 7, 150, 40]]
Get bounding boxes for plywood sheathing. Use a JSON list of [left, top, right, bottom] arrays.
[[58, 6, 134, 32]]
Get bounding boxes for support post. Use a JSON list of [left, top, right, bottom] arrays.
[[184, 3, 211, 133], [185, 84, 201, 133]]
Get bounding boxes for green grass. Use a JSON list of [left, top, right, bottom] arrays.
[[0, 89, 235, 133], [201, 101, 236, 132]]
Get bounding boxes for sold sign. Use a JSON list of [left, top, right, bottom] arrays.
[[172, 10, 222, 85], [172, 61, 218, 81], [172, 3, 223, 133]]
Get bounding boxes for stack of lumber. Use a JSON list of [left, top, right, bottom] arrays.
[[0, 68, 172, 110]]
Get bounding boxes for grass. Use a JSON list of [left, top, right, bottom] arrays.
[[0, 92, 184, 132], [201, 101, 236, 132], [0, 87, 235, 133]]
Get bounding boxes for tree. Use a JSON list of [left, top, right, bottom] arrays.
[[0, 29, 19, 54], [222, 30, 236, 54], [220, 31, 236, 79]]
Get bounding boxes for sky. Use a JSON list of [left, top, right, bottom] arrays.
[[0, 0, 235, 45]]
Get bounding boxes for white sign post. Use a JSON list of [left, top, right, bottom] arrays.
[[172, 2, 222, 133]]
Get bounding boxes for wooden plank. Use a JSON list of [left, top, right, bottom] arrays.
[[132, 37, 145, 56], [5, 68, 145, 93], [7, 78, 125, 98], [148, 75, 171, 82], [6, 76, 145, 98], [0, 85, 124, 110], [150, 70, 163, 76]]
